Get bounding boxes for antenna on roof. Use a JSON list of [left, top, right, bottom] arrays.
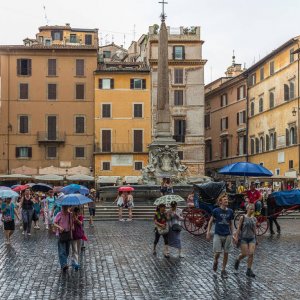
[[112, 34, 114, 43], [124, 34, 126, 48], [232, 50, 236, 65], [133, 24, 136, 41], [43, 4, 49, 25]]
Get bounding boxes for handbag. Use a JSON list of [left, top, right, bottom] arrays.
[[157, 224, 169, 235], [171, 223, 182, 232], [59, 213, 72, 242]]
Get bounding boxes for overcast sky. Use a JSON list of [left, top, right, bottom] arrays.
[[1, 0, 300, 83]]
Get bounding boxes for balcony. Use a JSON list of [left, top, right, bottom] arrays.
[[94, 143, 148, 154], [37, 132, 66, 144], [173, 135, 185, 143]]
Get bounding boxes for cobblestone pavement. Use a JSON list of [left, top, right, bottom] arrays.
[[0, 219, 300, 300]]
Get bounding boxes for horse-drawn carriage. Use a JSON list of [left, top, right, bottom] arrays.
[[183, 181, 300, 236]]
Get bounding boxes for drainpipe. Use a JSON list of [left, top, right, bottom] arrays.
[[245, 75, 249, 163], [7, 52, 11, 174]]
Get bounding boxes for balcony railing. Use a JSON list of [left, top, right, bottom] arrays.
[[94, 143, 148, 153], [37, 131, 66, 143], [173, 135, 185, 143]]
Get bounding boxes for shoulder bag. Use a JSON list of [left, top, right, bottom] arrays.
[[59, 213, 72, 242], [157, 223, 169, 235]]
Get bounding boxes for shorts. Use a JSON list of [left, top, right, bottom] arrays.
[[89, 208, 96, 216], [4, 220, 15, 231], [241, 237, 256, 245], [213, 234, 232, 253]]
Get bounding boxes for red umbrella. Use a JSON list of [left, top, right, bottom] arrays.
[[13, 184, 30, 192], [118, 186, 135, 192]]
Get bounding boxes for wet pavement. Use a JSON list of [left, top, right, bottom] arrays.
[[0, 219, 300, 299]]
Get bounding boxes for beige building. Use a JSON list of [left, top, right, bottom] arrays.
[[146, 26, 207, 175], [205, 61, 247, 177], [0, 25, 98, 176]]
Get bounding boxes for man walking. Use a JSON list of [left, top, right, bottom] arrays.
[[206, 193, 234, 278]]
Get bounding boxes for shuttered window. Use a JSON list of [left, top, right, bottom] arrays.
[[102, 162, 111, 170], [130, 79, 146, 89], [17, 59, 32, 76], [173, 46, 185, 60], [75, 116, 85, 133], [221, 94, 227, 107], [75, 147, 85, 158], [270, 61, 275, 75], [269, 91, 275, 108], [174, 90, 183, 105], [174, 69, 183, 84], [205, 114, 211, 128], [48, 84, 57, 100], [47, 116, 57, 140], [290, 48, 295, 63], [102, 104, 111, 118], [290, 81, 295, 99], [133, 130, 143, 152], [19, 83, 29, 99], [134, 161, 143, 170], [259, 98, 263, 112], [19, 115, 29, 133], [260, 67, 264, 81], [76, 84, 85, 100], [99, 78, 114, 89], [134, 104, 143, 118], [85, 34, 92, 45], [47, 146, 57, 158], [48, 59, 56, 76], [102, 130, 111, 152], [76, 59, 84, 76], [16, 147, 32, 158], [284, 84, 290, 101]]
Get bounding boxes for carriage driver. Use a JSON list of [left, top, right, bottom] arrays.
[[245, 183, 263, 215]]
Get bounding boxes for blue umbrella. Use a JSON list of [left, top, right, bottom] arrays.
[[0, 186, 12, 190], [218, 162, 272, 177], [61, 184, 89, 195], [56, 194, 92, 206], [0, 189, 19, 199]]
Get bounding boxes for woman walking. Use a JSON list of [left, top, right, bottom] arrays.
[[115, 191, 125, 221], [1, 198, 20, 244], [33, 194, 41, 229], [45, 190, 56, 230], [125, 191, 134, 221], [233, 203, 257, 278], [54, 206, 73, 272], [167, 201, 184, 258], [20, 189, 34, 236], [71, 207, 85, 270], [153, 204, 169, 258]]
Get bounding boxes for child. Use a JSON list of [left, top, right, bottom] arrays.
[[33, 194, 41, 229]]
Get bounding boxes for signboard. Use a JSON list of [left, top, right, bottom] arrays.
[[60, 161, 72, 168], [278, 152, 285, 164], [111, 155, 133, 166]]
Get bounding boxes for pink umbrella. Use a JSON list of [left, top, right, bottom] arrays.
[[118, 186, 135, 192], [13, 184, 30, 192]]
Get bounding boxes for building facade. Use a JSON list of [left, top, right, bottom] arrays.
[[0, 25, 98, 176], [247, 37, 300, 177], [205, 62, 247, 178], [147, 26, 207, 175], [94, 62, 151, 179]]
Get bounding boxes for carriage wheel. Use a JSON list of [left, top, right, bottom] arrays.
[[234, 212, 243, 229], [184, 209, 210, 236], [255, 215, 269, 236]]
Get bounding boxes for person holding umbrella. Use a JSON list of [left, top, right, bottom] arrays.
[[1, 197, 20, 244]]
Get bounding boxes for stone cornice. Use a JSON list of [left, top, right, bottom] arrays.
[[149, 59, 207, 66]]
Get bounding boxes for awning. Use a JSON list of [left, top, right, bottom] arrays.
[[97, 176, 120, 184], [67, 174, 94, 181], [34, 174, 64, 181], [0, 174, 32, 179]]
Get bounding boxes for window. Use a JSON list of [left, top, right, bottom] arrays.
[[237, 111, 246, 125], [237, 85, 246, 100], [270, 61, 275, 75], [220, 117, 228, 131], [174, 69, 184, 84], [255, 138, 259, 153], [205, 113, 211, 129], [45, 39, 51, 46], [269, 91, 275, 109], [260, 67, 264, 81], [259, 98, 263, 113], [102, 161, 111, 170], [250, 101, 255, 116], [250, 138, 255, 155], [238, 135, 246, 155], [102, 130, 111, 152], [290, 48, 295, 63], [75, 116, 85, 133], [174, 119, 186, 142], [221, 139, 229, 158], [173, 46, 185, 60], [76, 84, 85, 100], [249, 73, 256, 86], [174, 90, 183, 105], [134, 161, 143, 171], [205, 141, 212, 161], [75, 147, 85, 158], [178, 151, 184, 160], [47, 116, 57, 140], [290, 127, 297, 145], [102, 104, 111, 118], [220, 94, 228, 107], [103, 51, 111, 58], [16, 147, 32, 158], [99, 78, 114, 89], [52, 31, 62, 41], [47, 146, 57, 158], [133, 130, 143, 152], [19, 83, 29, 100], [289, 160, 294, 169], [48, 84, 57, 100], [259, 136, 264, 153], [290, 81, 295, 99], [284, 84, 290, 101], [266, 134, 270, 151], [76, 59, 84, 76], [17, 59, 32, 76], [130, 78, 146, 89], [85, 34, 92, 45], [19, 115, 29, 133], [48, 59, 56, 76], [70, 34, 77, 43], [269, 132, 276, 150], [133, 104, 143, 118], [275, 168, 280, 176]]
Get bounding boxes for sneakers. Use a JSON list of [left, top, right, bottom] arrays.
[[221, 270, 228, 278], [119, 219, 125, 222], [213, 260, 218, 272], [234, 259, 240, 270], [62, 265, 69, 272], [246, 268, 256, 278], [126, 219, 132, 222]]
